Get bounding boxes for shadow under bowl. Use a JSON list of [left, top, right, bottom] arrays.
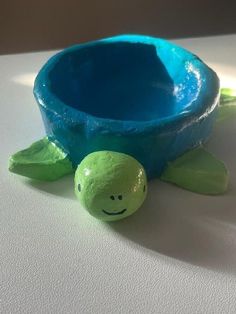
[[34, 34, 219, 179]]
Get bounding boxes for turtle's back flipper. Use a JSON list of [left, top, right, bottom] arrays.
[[160, 147, 229, 195], [9, 137, 74, 181], [217, 88, 236, 122]]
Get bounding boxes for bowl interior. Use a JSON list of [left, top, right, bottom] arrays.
[[48, 42, 200, 122]]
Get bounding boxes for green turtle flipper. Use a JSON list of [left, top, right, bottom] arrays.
[[160, 147, 229, 195], [217, 88, 236, 122], [220, 88, 236, 104], [9, 137, 74, 181]]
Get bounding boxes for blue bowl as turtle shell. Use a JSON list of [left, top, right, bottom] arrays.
[[34, 35, 219, 179]]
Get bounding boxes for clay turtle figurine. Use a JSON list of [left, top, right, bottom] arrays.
[[9, 35, 233, 221]]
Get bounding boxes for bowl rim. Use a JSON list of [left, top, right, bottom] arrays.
[[33, 34, 220, 135]]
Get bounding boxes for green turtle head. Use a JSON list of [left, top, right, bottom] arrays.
[[74, 151, 147, 221]]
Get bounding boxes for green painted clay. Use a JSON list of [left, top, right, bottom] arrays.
[[74, 151, 147, 221], [9, 137, 73, 181], [160, 147, 229, 195], [220, 88, 236, 103], [217, 88, 236, 122]]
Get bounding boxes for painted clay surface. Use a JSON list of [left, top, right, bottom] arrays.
[[217, 88, 236, 122], [9, 137, 73, 181], [161, 147, 229, 195], [9, 36, 232, 220], [34, 35, 219, 179], [74, 151, 147, 221]]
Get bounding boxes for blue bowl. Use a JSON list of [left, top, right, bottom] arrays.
[[34, 35, 219, 179]]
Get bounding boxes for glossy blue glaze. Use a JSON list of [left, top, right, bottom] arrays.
[[34, 35, 219, 179]]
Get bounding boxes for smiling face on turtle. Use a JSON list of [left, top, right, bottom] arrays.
[[74, 151, 147, 221]]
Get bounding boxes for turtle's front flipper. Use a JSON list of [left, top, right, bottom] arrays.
[[217, 88, 236, 122], [160, 147, 229, 195], [9, 137, 74, 181]]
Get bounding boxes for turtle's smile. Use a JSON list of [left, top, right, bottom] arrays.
[[102, 209, 127, 216]]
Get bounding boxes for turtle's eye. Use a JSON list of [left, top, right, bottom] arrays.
[[78, 183, 81, 192], [118, 195, 123, 200], [110, 195, 115, 200], [143, 185, 146, 192]]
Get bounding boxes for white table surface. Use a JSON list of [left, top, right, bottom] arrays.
[[1, 35, 236, 314]]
